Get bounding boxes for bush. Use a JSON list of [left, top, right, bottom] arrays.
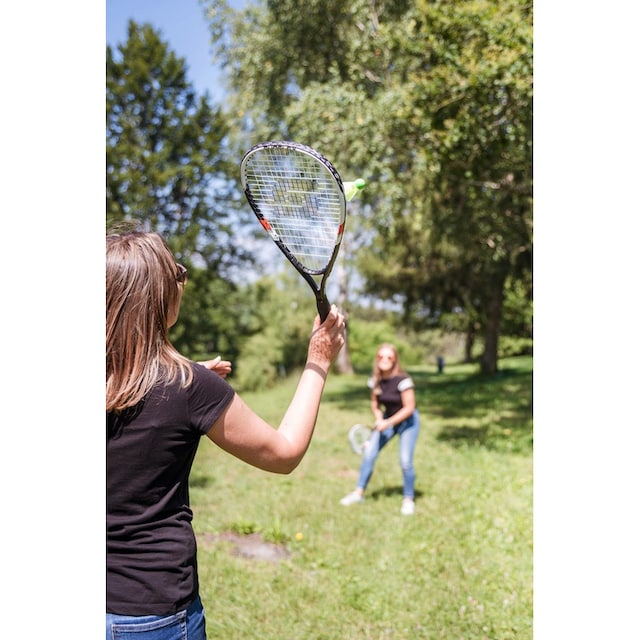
[[498, 335, 533, 358], [347, 319, 425, 373], [232, 332, 281, 391]]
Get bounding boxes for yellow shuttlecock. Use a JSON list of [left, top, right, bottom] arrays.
[[343, 178, 366, 202]]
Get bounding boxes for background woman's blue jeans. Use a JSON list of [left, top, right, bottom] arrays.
[[357, 410, 420, 498], [106, 595, 206, 640]]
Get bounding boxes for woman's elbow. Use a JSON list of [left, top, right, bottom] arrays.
[[267, 456, 302, 475], [258, 444, 304, 474]]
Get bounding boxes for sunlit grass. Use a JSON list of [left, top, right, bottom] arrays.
[[191, 356, 533, 639]]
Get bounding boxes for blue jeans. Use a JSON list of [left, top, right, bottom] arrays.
[[106, 596, 206, 640], [357, 410, 420, 498]]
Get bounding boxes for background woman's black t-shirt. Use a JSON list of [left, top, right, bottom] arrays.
[[107, 363, 235, 616], [368, 374, 415, 418]]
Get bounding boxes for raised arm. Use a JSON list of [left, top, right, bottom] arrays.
[[205, 306, 345, 473]]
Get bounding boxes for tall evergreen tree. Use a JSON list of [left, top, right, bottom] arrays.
[[107, 21, 255, 360]]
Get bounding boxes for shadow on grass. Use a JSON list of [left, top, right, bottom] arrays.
[[325, 358, 533, 455], [368, 485, 425, 501], [190, 473, 214, 489], [423, 365, 533, 454], [322, 375, 371, 408]]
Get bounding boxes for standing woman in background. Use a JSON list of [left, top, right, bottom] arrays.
[[340, 343, 420, 515], [106, 229, 345, 640]]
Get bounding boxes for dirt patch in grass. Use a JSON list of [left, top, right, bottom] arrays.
[[199, 531, 292, 562]]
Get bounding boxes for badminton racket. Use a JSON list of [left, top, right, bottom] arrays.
[[240, 141, 365, 321]]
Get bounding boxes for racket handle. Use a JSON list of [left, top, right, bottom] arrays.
[[317, 296, 331, 322], [343, 178, 366, 202]]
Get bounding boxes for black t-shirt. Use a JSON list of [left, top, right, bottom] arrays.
[[368, 374, 415, 418], [107, 363, 235, 615]]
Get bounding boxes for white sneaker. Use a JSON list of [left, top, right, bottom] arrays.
[[340, 491, 364, 506], [401, 498, 415, 515]]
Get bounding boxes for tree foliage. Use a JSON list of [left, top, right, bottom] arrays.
[[106, 21, 257, 360], [203, 0, 533, 373], [231, 272, 323, 391]]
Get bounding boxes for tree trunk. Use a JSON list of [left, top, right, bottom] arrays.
[[480, 275, 506, 375], [464, 322, 476, 363], [335, 331, 354, 374]]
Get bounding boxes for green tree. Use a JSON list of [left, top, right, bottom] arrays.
[[107, 21, 256, 360], [203, 0, 532, 374], [231, 271, 327, 391]]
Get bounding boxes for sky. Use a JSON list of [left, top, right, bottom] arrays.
[[106, 0, 238, 102]]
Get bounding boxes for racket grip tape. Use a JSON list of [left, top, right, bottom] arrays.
[[317, 296, 331, 322]]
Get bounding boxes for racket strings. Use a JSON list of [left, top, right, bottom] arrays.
[[348, 424, 372, 455], [244, 151, 344, 273]]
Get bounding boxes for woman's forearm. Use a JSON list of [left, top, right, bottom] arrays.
[[383, 405, 415, 427], [275, 360, 330, 467]]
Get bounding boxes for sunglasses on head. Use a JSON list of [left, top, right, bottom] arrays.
[[175, 263, 188, 284]]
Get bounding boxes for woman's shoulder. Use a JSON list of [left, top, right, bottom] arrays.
[[189, 360, 233, 388], [395, 373, 414, 392], [378, 373, 414, 391], [166, 361, 232, 408], [153, 361, 235, 403]]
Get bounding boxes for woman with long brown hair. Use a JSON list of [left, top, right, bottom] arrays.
[[106, 229, 345, 639], [340, 343, 420, 515]]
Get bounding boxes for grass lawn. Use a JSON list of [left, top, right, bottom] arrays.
[[190, 355, 533, 639]]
